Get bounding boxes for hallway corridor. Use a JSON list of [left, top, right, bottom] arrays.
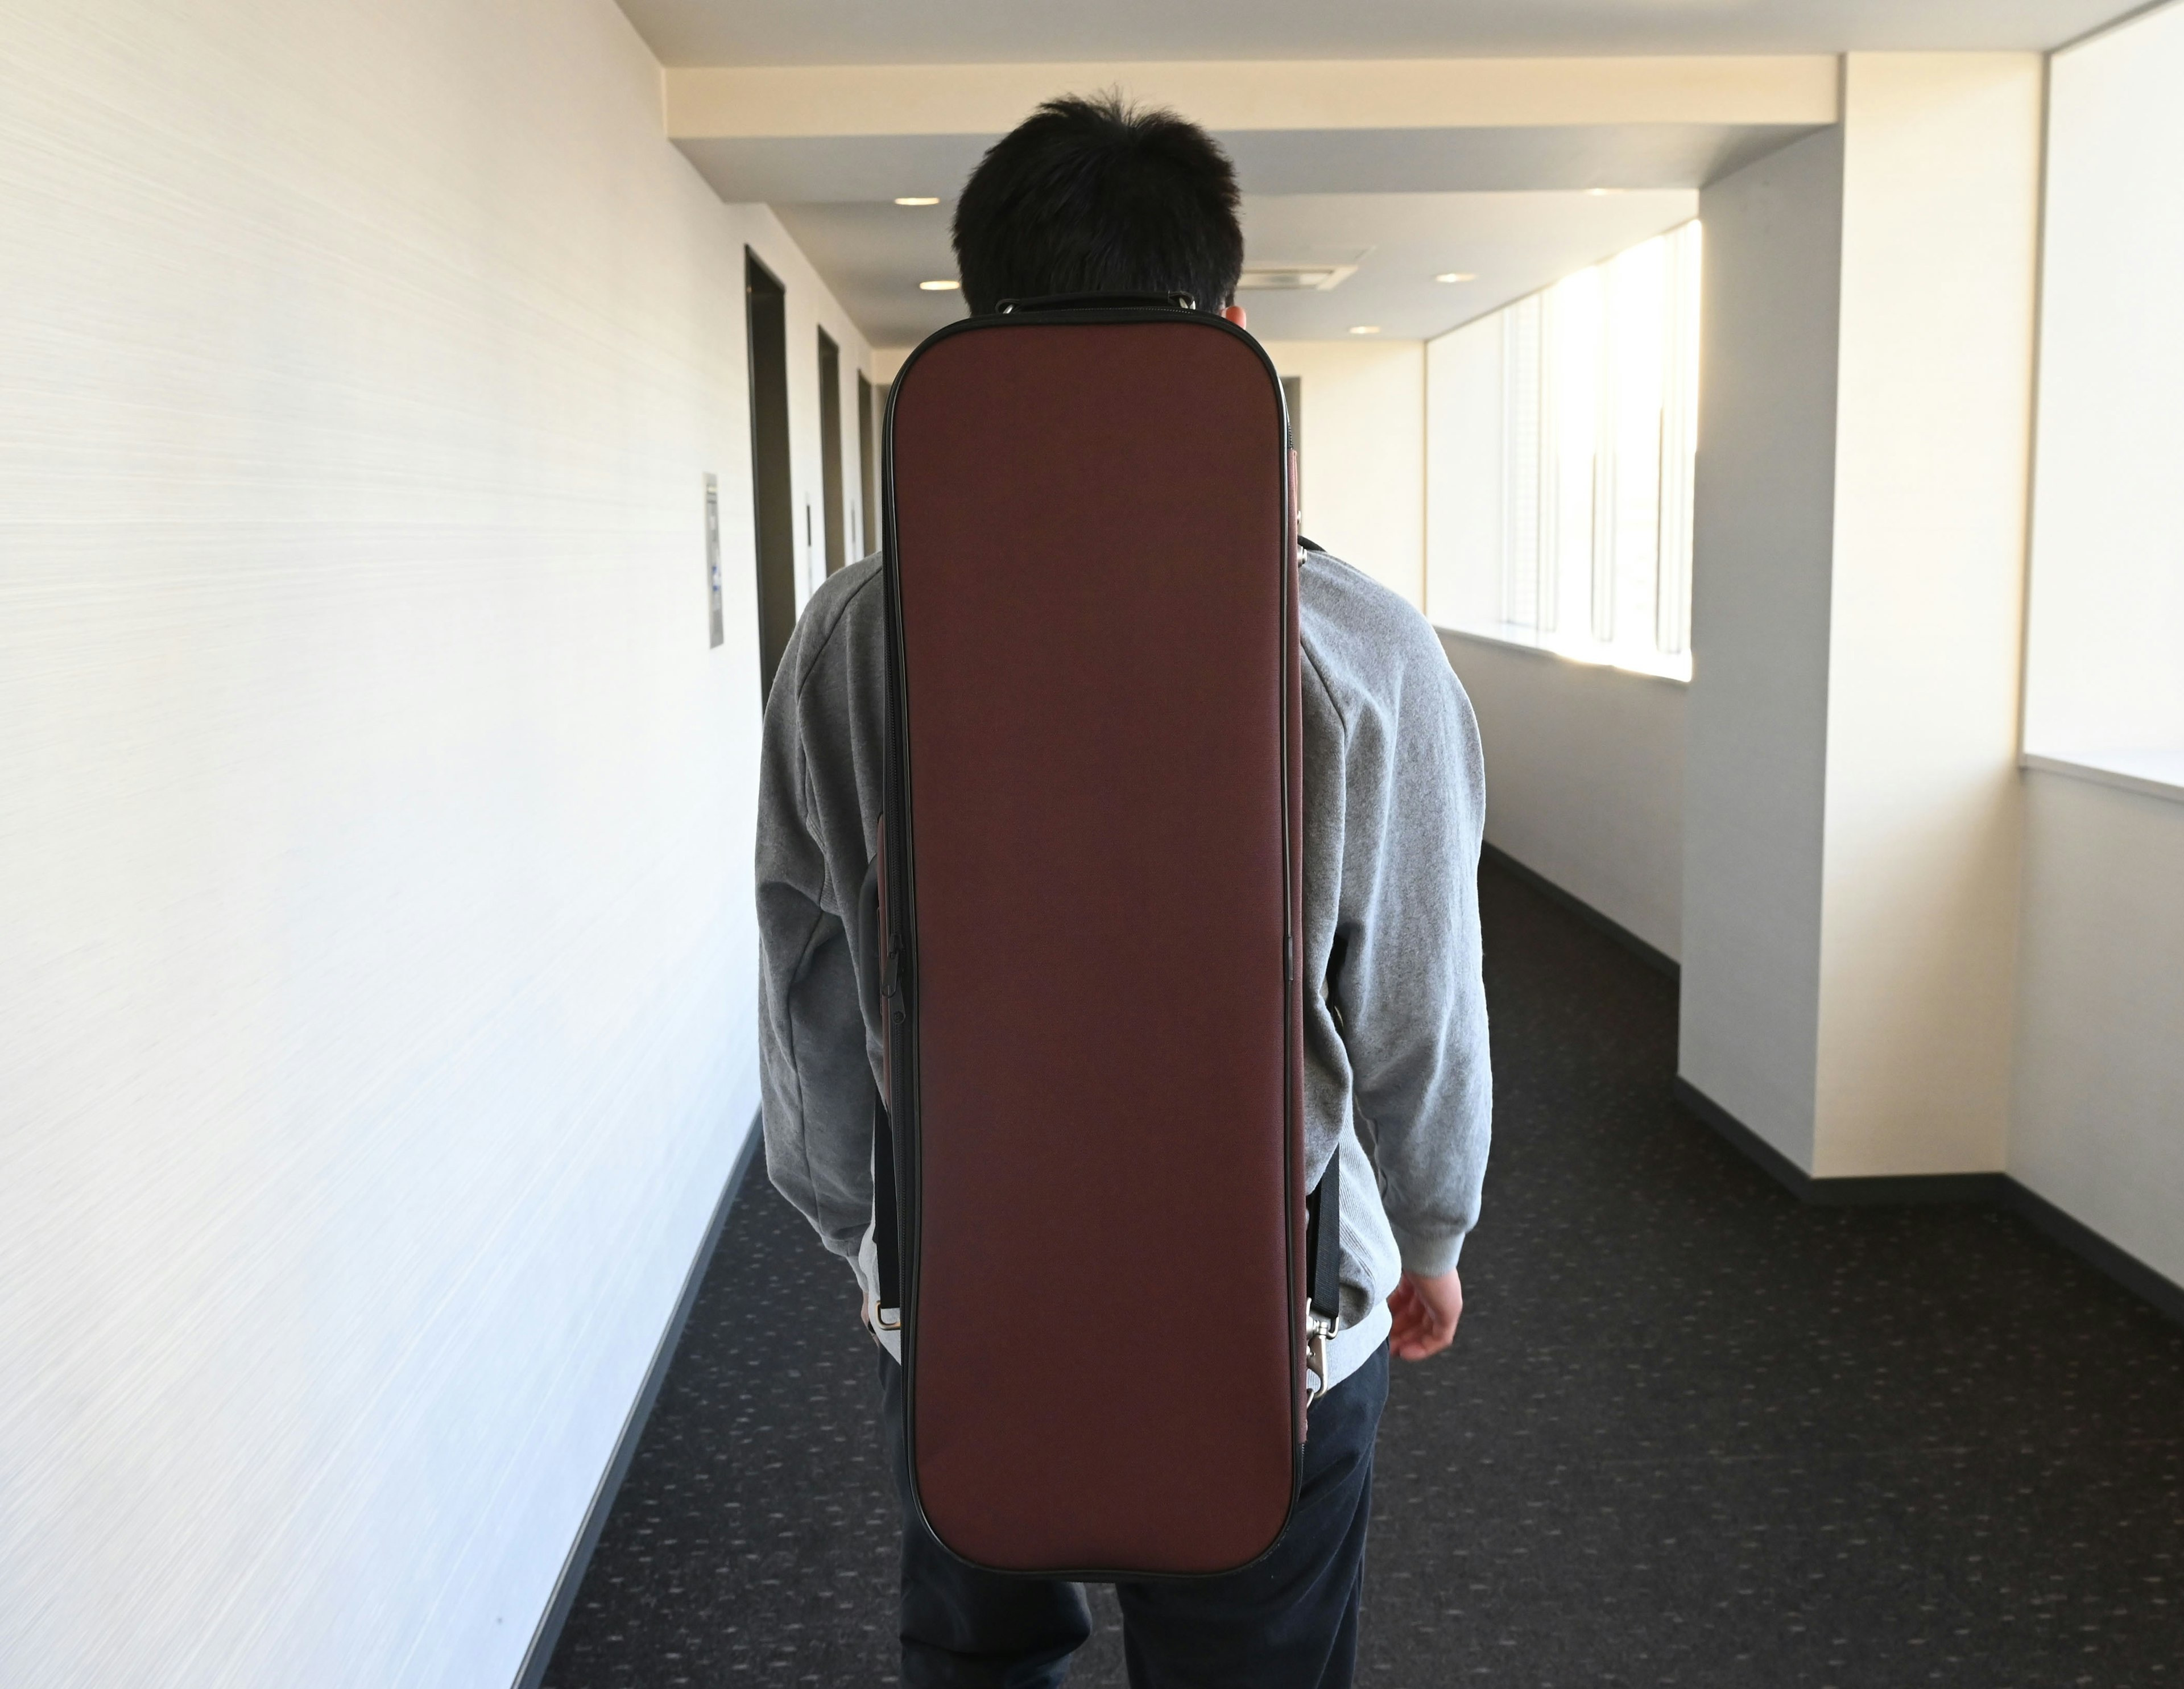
[[545, 861, 2184, 1687]]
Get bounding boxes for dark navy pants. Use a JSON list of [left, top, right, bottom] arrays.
[[876, 1341, 1389, 1688]]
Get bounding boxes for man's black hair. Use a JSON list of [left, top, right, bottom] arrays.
[[951, 93, 1245, 316]]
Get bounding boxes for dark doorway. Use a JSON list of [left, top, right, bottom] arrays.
[[746, 251, 796, 705], [857, 373, 878, 559], [817, 329, 846, 576]]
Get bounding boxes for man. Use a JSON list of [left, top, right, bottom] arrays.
[[756, 94, 1491, 1689]]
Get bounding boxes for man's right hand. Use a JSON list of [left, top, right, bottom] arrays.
[[1388, 1267, 1463, 1361]]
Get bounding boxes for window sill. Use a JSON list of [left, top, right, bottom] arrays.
[[1436, 623, 1693, 685], [2021, 749, 2184, 806]]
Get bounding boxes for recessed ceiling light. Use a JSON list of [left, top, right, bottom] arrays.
[[1347, 325, 1381, 336], [894, 196, 941, 207], [1585, 188, 1623, 197], [1434, 271, 1477, 284], [919, 278, 961, 291]]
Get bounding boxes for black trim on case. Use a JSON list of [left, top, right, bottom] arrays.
[[871, 1093, 901, 1314]]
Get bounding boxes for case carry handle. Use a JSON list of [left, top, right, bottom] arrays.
[[996, 291, 1199, 314]]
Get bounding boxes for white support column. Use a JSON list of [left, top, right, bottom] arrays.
[[1813, 53, 2043, 1177], [1681, 53, 2044, 1178]]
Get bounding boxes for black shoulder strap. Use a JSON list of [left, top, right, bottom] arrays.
[[858, 854, 902, 1315], [1306, 1144, 1341, 1329], [857, 855, 884, 1030], [1308, 927, 1348, 1336], [872, 1091, 901, 1315]]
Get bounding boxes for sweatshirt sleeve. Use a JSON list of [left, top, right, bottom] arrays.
[[1327, 638, 1492, 1279], [754, 629, 876, 1267]]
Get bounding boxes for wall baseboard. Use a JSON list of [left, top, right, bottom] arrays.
[[512, 1115, 765, 1689], [1671, 1079, 2009, 1206], [1481, 842, 1680, 982], [1673, 1077, 2183, 1328], [1495, 840, 2183, 1333], [2004, 1176, 2184, 1331]]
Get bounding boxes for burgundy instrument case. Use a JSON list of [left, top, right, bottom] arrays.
[[861, 295, 1339, 1579]]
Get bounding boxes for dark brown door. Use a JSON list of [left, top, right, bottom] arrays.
[[818, 329, 846, 575], [745, 251, 796, 704], [858, 371, 878, 558]]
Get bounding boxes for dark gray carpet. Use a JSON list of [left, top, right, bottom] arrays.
[[544, 860, 2184, 1687]]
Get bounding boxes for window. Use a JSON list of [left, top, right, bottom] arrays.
[[2021, 0, 2184, 794], [1425, 221, 1702, 680]]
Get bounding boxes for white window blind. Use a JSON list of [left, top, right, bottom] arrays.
[[1426, 221, 1702, 680]]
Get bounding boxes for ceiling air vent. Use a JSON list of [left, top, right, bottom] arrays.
[[1236, 263, 1359, 292]]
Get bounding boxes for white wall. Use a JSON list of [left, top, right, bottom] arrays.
[[2005, 3, 2184, 1295], [0, 3, 864, 1686], [1439, 634, 1686, 960], [1680, 123, 1844, 1169], [2011, 770, 2184, 1290], [1265, 338, 1426, 608], [763, 214, 879, 591]]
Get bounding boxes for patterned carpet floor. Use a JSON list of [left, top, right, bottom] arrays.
[[545, 859, 2184, 1688]]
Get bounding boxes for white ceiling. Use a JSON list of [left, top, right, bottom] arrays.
[[1239, 192, 1701, 339], [692, 112, 1792, 346], [774, 190, 1701, 349], [650, 0, 2136, 350], [619, 0, 2136, 66]]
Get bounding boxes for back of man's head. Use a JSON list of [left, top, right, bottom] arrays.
[[952, 93, 1244, 317]]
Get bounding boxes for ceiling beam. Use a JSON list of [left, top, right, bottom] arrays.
[[663, 55, 1841, 140], [677, 125, 1826, 203]]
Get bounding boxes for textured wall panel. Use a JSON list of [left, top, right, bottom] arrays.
[[0, 2, 862, 1683]]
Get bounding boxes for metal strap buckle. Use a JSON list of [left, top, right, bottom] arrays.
[[1305, 1314, 1334, 1405]]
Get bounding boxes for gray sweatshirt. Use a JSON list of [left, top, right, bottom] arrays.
[[755, 543, 1491, 1392]]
